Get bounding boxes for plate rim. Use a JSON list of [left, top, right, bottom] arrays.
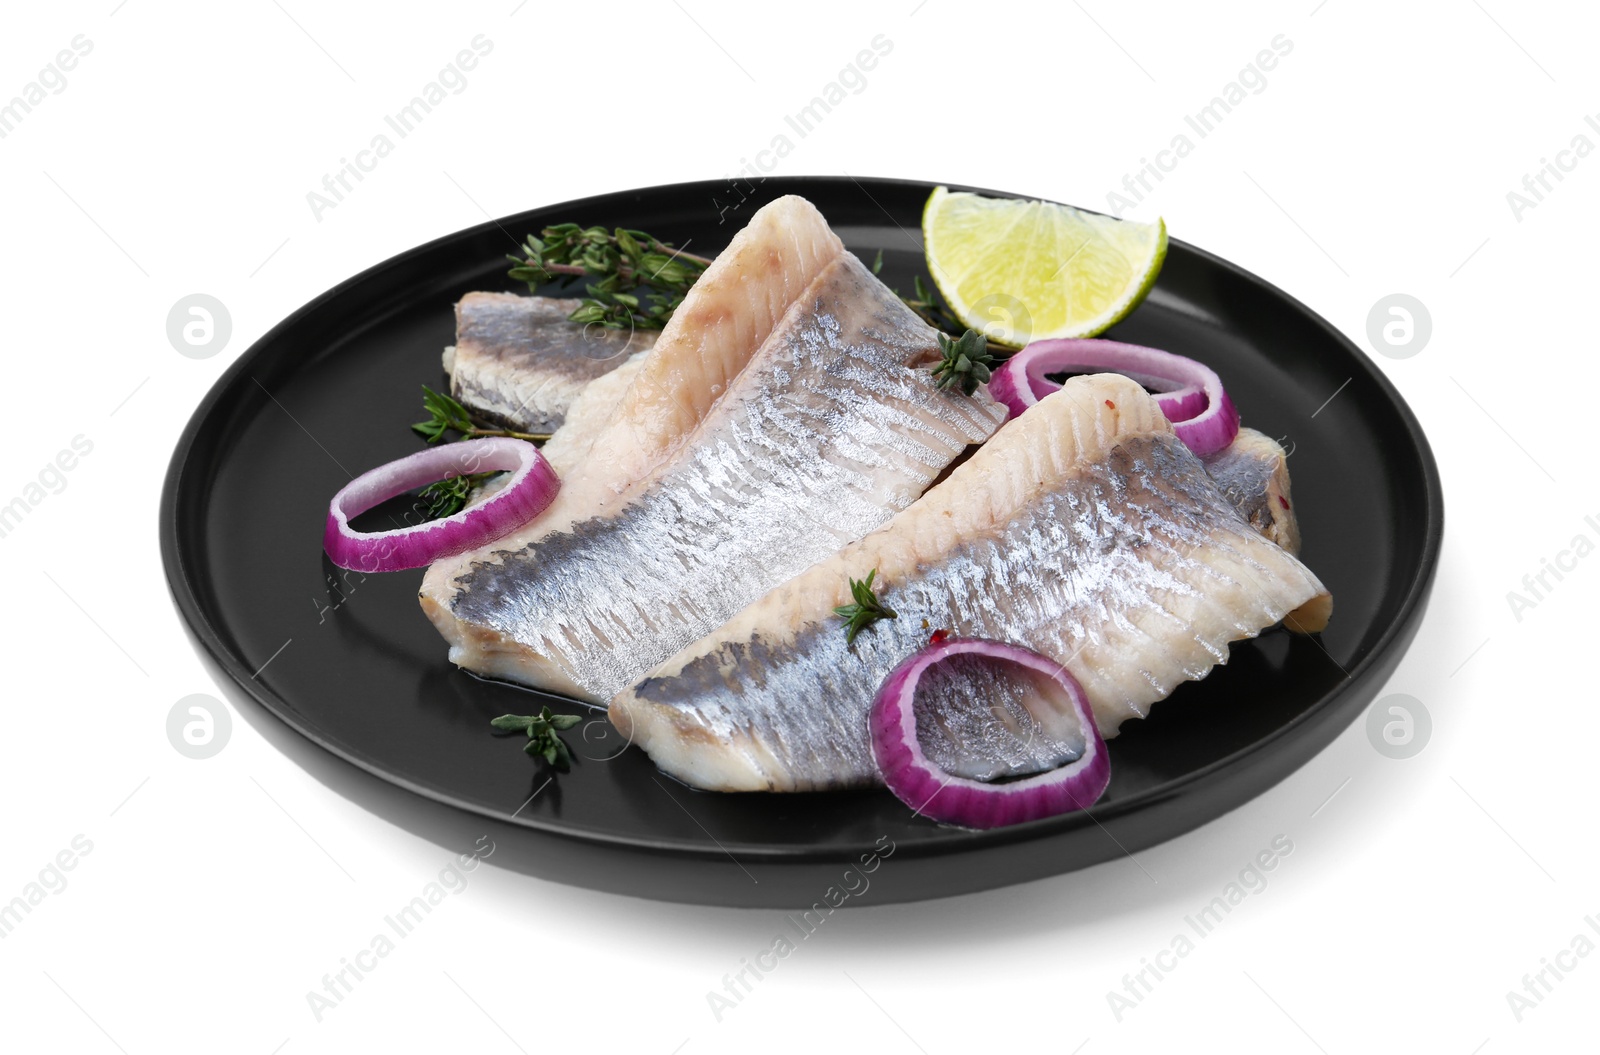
[[159, 175, 1444, 863]]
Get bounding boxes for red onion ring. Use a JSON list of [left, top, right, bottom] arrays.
[[987, 338, 1239, 456], [869, 638, 1111, 829], [323, 438, 559, 572]]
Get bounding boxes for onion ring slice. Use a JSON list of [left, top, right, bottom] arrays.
[[323, 437, 559, 572], [987, 338, 1239, 456], [869, 637, 1111, 829]]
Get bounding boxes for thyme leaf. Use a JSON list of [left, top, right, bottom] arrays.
[[931, 328, 995, 396], [834, 569, 898, 644]]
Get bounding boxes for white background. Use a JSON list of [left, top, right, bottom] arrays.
[[0, 1, 1593, 1052]]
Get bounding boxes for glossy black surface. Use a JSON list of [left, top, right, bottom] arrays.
[[160, 177, 1442, 906]]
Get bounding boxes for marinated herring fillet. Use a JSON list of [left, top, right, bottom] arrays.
[[422, 195, 849, 657], [422, 195, 1004, 698], [443, 293, 657, 435], [611, 374, 1332, 792]]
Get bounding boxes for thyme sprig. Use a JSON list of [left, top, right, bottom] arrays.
[[411, 385, 550, 445], [507, 224, 713, 331], [490, 706, 583, 770], [417, 473, 492, 519], [931, 329, 995, 396], [834, 569, 898, 644]]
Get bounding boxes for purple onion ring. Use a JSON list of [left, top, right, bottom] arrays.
[[986, 338, 1239, 456], [869, 637, 1111, 829], [323, 437, 559, 572]]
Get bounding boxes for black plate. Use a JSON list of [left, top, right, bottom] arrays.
[[160, 177, 1442, 907]]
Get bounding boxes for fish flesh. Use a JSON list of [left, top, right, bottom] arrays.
[[421, 196, 1005, 699], [610, 374, 1333, 792], [537, 351, 648, 478], [443, 293, 656, 435], [1202, 428, 1301, 554]]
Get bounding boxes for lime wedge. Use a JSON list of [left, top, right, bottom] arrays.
[[921, 187, 1166, 347]]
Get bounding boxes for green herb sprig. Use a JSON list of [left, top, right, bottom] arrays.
[[931, 329, 996, 396], [411, 385, 551, 446], [417, 473, 492, 520], [507, 224, 714, 332], [490, 706, 584, 770], [834, 569, 898, 644]]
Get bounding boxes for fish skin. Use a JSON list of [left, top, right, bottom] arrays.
[[611, 374, 1333, 792], [442, 250, 1005, 702], [446, 293, 657, 435], [1202, 427, 1301, 554], [421, 196, 848, 670]]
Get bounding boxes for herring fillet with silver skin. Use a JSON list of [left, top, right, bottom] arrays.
[[422, 195, 856, 681], [442, 293, 656, 435], [611, 374, 1333, 793], [431, 205, 1005, 702]]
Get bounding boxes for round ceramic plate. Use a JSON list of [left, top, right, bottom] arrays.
[[159, 177, 1442, 907]]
